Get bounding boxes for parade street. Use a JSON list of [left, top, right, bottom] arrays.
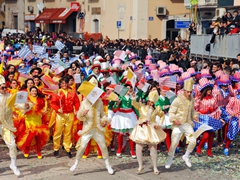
[[0, 140, 239, 180]]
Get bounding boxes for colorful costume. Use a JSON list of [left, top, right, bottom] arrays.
[[165, 78, 199, 169], [155, 94, 171, 151], [70, 98, 114, 175], [111, 95, 138, 157], [16, 95, 49, 158], [224, 87, 240, 156], [0, 92, 21, 176], [51, 88, 80, 155], [194, 78, 223, 157]]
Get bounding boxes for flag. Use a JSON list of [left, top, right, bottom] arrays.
[[159, 76, 176, 89], [107, 73, 120, 85], [53, 60, 69, 74], [114, 85, 129, 96], [39, 53, 48, 59], [126, 68, 136, 89], [42, 88, 58, 96], [7, 59, 22, 66], [25, 53, 35, 62], [78, 81, 104, 104], [18, 45, 31, 59], [18, 67, 29, 74], [55, 40, 65, 51], [134, 68, 146, 81], [41, 75, 58, 90], [7, 93, 17, 108], [137, 82, 150, 93], [114, 50, 126, 60], [15, 91, 28, 104], [18, 73, 30, 83], [33, 45, 46, 54], [151, 70, 160, 82], [102, 91, 119, 101], [0, 41, 4, 50]]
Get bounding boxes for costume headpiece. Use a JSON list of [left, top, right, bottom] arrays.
[[184, 77, 194, 91], [148, 90, 159, 103]]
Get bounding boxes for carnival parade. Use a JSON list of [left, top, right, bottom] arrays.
[[0, 32, 239, 179], [1, 0, 240, 179]]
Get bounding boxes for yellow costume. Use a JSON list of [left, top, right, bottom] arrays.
[[0, 75, 20, 176], [130, 100, 166, 145], [15, 95, 49, 159]]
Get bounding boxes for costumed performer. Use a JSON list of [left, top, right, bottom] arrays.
[[15, 86, 49, 159], [111, 81, 138, 158], [70, 77, 114, 175], [130, 90, 166, 175], [224, 82, 240, 156], [0, 75, 20, 176], [51, 76, 80, 158], [165, 77, 199, 169], [194, 78, 224, 158]]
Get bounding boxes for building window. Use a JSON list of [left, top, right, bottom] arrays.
[[13, 15, 18, 29], [92, 7, 101, 15], [93, 19, 99, 33]]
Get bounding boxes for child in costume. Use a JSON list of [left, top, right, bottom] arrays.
[[111, 82, 138, 158], [130, 90, 166, 175]]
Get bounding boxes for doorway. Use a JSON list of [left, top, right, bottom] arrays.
[[13, 15, 18, 29], [93, 19, 99, 33]]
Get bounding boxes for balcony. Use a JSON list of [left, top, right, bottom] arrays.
[[184, 0, 217, 9]]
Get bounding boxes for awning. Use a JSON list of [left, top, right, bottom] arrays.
[[50, 8, 74, 24], [35, 8, 60, 24]]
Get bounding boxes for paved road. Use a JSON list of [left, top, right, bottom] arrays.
[[0, 141, 239, 180]]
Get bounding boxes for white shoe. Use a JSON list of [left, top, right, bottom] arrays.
[[70, 164, 78, 172], [165, 156, 173, 169], [10, 165, 20, 176], [182, 155, 192, 168], [106, 165, 114, 175]]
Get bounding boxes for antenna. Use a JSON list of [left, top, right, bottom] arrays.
[[37, 2, 44, 12]]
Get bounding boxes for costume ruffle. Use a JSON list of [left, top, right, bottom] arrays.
[[194, 114, 223, 132], [220, 107, 231, 123], [111, 111, 138, 134], [227, 117, 239, 141], [17, 124, 49, 152], [129, 121, 166, 145]]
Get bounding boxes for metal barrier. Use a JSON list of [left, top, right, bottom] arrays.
[[46, 46, 82, 55], [190, 34, 240, 59]]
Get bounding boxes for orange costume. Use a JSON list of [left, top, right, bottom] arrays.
[[16, 95, 49, 159], [51, 88, 80, 153]]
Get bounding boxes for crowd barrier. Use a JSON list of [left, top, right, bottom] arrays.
[[190, 34, 240, 59]]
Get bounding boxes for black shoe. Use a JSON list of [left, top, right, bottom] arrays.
[[67, 152, 72, 158], [54, 150, 59, 157]]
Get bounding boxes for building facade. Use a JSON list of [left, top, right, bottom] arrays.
[[5, 0, 24, 30], [23, 0, 188, 40]]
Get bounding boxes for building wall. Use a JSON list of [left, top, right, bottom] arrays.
[[148, 0, 187, 40], [5, 0, 24, 30], [0, 0, 5, 29], [23, 0, 187, 40]]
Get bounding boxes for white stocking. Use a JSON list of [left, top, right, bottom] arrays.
[[136, 143, 144, 170], [149, 145, 159, 173]]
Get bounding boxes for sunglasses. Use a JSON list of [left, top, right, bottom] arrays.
[[0, 86, 7, 90]]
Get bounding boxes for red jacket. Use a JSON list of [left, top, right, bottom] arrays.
[[51, 88, 80, 113]]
